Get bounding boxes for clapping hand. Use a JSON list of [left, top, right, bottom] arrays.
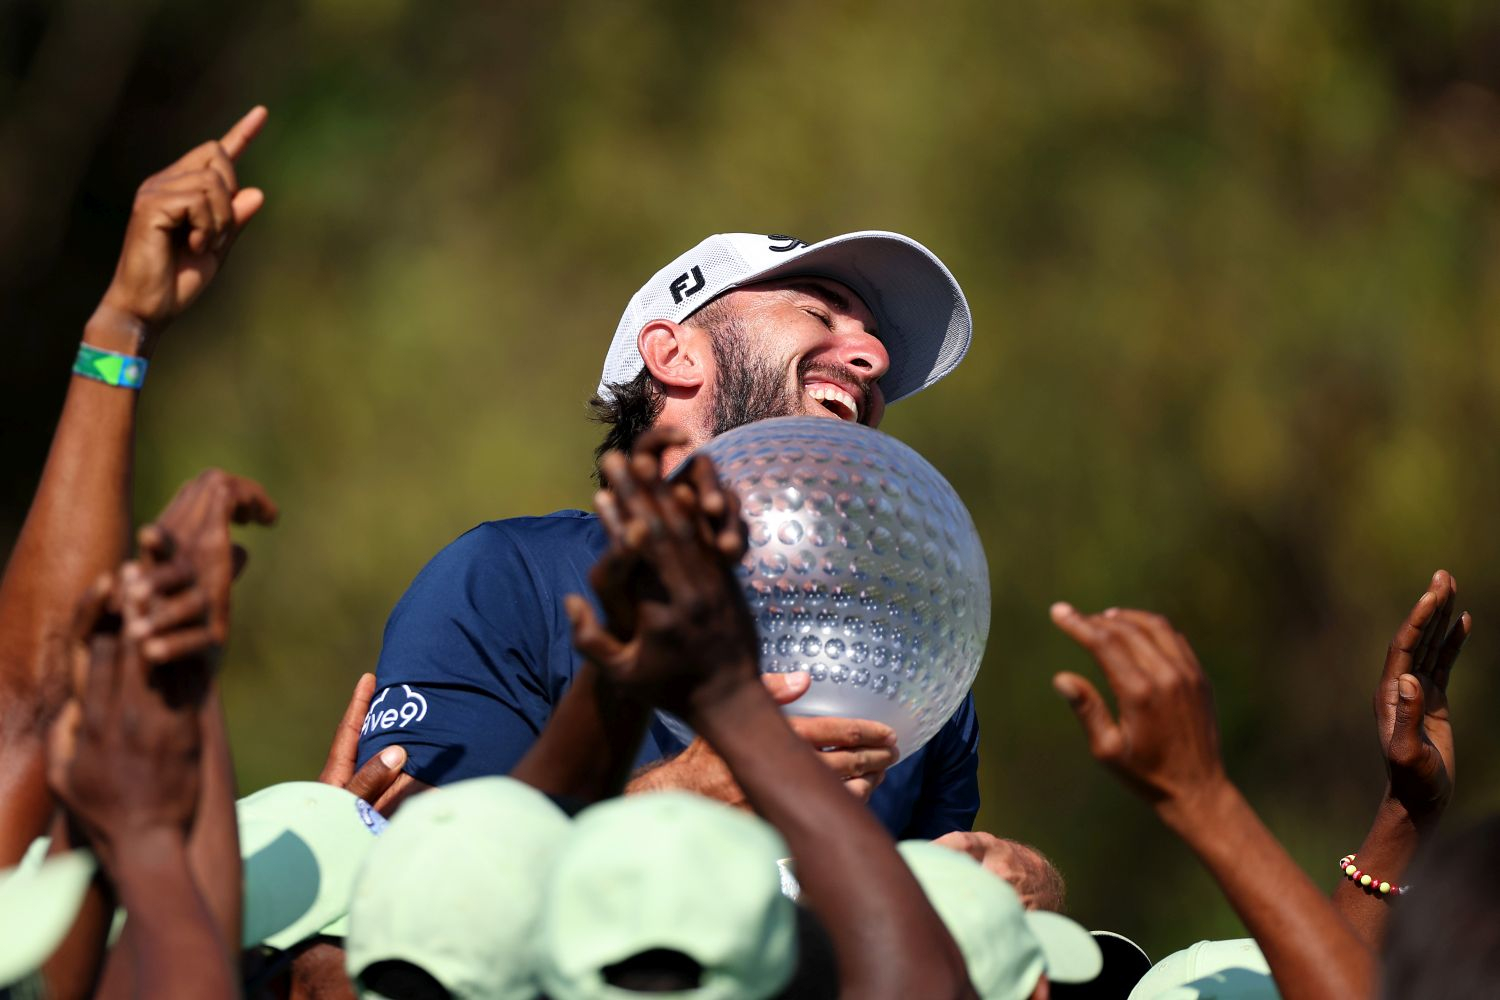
[[582, 432, 899, 802], [134, 468, 278, 656], [567, 430, 759, 717], [1375, 571, 1470, 823], [47, 563, 215, 867], [1050, 605, 1228, 817]]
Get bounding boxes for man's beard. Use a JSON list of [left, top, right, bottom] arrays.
[[707, 317, 806, 438]]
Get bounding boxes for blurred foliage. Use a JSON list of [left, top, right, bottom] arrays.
[[4, 0, 1500, 959]]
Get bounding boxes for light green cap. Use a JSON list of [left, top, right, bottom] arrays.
[[0, 849, 96, 987], [1129, 939, 1278, 999], [538, 791, 797, 1000], [899, 840, 1102, 1000], [239, 781, 385, 950], [345, 776, 570, 1000]]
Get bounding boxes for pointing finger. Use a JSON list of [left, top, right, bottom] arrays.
[[220, 105, 269, 161]]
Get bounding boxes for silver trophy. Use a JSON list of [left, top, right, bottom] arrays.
[[698, 417, 990, 754]]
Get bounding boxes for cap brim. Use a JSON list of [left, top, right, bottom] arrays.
[[0, 850, 96, 986], [1025, 910, 1103, 984], [239, 782, 375, 950], [723, 231, 971, 405]]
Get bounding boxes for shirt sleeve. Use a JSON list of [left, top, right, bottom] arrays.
[[356, 523, 556, 785], [899, 691, 981, 839]]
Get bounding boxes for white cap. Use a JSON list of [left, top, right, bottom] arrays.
[[599, 231, 972, 405]]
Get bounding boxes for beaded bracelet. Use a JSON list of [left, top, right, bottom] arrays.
[[1338, 854, 1408, 897]]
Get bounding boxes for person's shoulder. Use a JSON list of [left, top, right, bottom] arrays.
[[434, 509, 603, 563]]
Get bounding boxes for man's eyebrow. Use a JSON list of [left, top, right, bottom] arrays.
[[785, 280, 878, 336], [785, 280, 850, 312]]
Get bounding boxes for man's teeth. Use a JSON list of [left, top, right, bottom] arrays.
[[808, 385, 858, 421]]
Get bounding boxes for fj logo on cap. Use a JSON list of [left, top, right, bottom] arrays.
[[768, 235, 807, 252], [668, 265, 706, 304]]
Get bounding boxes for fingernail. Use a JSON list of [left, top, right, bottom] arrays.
[[142, 639, 164, 660], [380, 746, 406, 767], [883, 731, 898, 747], [1049, 602, 1074, 619], [1398, 675, 1418, 701]]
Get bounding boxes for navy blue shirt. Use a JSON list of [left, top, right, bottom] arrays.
[[356, 511, 980, 838]]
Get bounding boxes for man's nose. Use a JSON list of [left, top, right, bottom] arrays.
[[835, 326, 890, 381]]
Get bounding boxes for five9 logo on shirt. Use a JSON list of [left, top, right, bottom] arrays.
[[361, 684, 429, 736]]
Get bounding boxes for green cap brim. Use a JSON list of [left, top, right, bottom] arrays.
[[0, 850, 96, 986], [1025, 910, 1103, 984]]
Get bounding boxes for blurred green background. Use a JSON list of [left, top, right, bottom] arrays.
[[4, 0, 1499, 959]]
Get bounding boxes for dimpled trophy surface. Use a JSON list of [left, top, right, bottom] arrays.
[[698, 416, 990, 755]]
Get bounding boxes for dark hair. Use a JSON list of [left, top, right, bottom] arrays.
[[589, 298, 738, 487], [1381, 812, 1500, 999], [588, 368, 665, 487]]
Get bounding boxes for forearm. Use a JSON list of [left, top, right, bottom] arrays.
[[39, 813, 115, 1000], [0, 308, 144, 844], [511, 662, 652, 803], [188, 688, 243, 952], [1331, 793, 1430, 948], [1160, 781, 1375, 1000], [692, 678, 973, 1000], [106, 828, 239, 1000]]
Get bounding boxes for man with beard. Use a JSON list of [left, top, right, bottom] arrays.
[[355, 232, 979, 838]]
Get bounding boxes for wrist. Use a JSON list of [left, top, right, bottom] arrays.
[[684, 668, 773, 738], [97, 824, 189, 884], [85, 301, 154, 359], [1378, 787, 1443, 838], [1154, 774, 1243, 837]]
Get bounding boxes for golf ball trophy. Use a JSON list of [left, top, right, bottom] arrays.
[[697, 416, 990, 754]]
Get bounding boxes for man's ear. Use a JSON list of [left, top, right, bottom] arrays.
[[638, 320, 707, 390]]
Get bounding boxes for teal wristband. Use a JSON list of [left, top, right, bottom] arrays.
[[74, 343, 147, 389]]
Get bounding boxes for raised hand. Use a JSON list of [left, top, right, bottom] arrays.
[[1050, 604, 1227, 814], [47, 563, 213, 866], [95, 106, 268, 353], [135, 468, 278, 655], [571, 432, 758, 716], [1375, 570, 1469, 822], [1051, 603, 1378, 999]]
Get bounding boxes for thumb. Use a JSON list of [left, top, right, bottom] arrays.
[[318, 673, 376, 786], [46, 700, 83, 797], [762, 670, 811, 705], [1052, 671, 1123, 762], [230, 187, 265, 228], [345, 745, 407, 805], [1389, 673, 1426, 766], [566, 593, 627, 665]]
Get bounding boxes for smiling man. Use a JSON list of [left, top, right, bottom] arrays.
[[355, 231, 980, 838]]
